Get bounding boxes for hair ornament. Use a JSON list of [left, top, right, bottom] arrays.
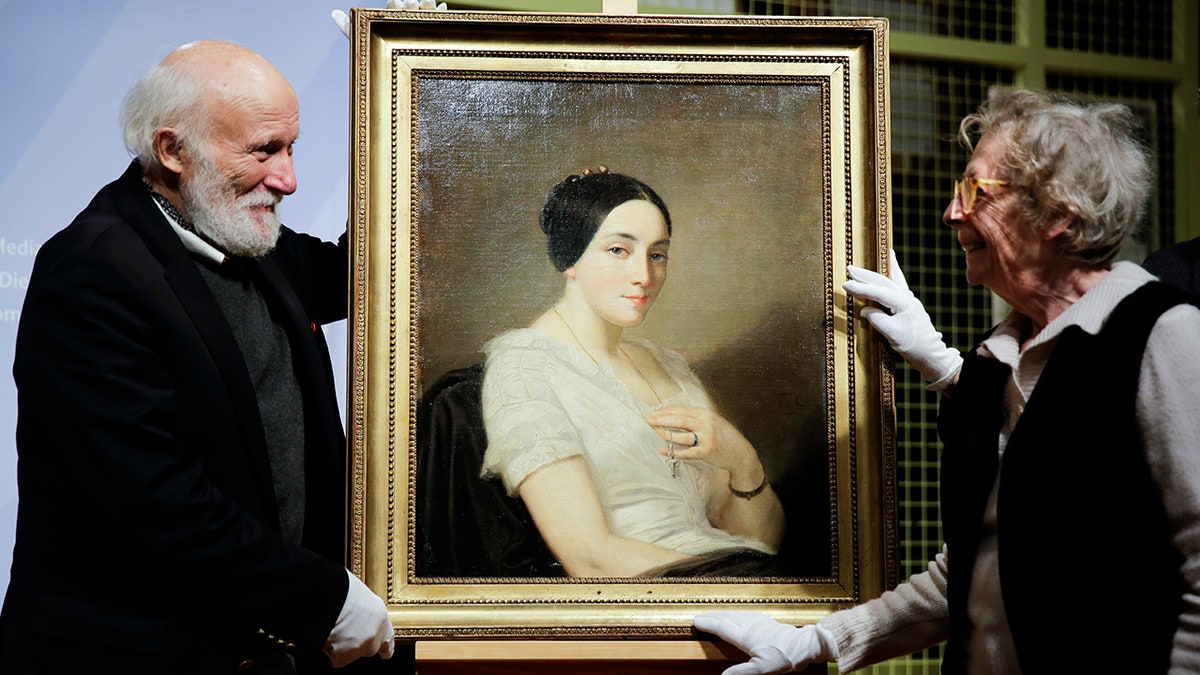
[[569, 165, 610, 182]]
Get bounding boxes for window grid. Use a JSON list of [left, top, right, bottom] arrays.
[[1045, 73, 1177, 255], [874, 60, 1016, 672], [1045, 0, 1173, 60], [734, 0, 1015, 42]]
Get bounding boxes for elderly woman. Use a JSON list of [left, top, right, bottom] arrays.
[[694, 88, 1200, 674]]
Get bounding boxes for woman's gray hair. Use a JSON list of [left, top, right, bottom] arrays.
[[958, 88, 1153, 267], [118, 58, 210, 170]]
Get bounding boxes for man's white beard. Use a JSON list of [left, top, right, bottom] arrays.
[[181, 156, 282, 258]]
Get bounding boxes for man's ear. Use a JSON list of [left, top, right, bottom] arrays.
[[153, 127, 186, 176]]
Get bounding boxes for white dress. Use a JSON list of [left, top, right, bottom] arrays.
[[480, 328, 775, 556]]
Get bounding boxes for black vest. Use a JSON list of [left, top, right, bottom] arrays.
[[936, 282, 1192, 674]]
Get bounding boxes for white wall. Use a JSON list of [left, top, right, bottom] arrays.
[[0, 0, 359, 604]]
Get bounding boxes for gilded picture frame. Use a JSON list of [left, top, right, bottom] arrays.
[[346, 8, 897, 638]]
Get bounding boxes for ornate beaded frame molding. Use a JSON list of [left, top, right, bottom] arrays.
[[347, 8, 896, 639]]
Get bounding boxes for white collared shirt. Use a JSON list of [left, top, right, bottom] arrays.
[[150, 198, 226, 266]]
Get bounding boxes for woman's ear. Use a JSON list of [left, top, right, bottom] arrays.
[[1043, 208, 1077, 240], [564, 265, 577, 281]]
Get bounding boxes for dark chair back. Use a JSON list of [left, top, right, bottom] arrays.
[[413, 364, 564, 577]]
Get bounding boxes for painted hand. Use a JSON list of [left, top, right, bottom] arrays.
[[644, 406, 759, 480]]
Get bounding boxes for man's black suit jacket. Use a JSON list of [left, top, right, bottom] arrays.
[[0, 161, 352, 673]]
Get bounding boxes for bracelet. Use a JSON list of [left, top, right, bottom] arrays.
[[728, 474, 767, 500]]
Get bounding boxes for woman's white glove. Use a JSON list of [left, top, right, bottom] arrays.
[[694, 611, 838, 675], [332, 0, 448, 39], [842, 250, 962, 392], [323, 569, 394, 668]]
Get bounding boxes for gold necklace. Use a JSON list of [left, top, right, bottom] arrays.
[[552, 307, 663, 405], [619, 345, 663, 406]]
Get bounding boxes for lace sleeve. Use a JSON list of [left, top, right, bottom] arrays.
[[480, 346, 584, 496]]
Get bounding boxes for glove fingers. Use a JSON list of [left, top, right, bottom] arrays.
[[723, 664, 765, 675], [844, 281, 909, 311], [694, 614, 750, 647], [721, 646, 793, 675], [331, 10, 351, 38], [887, 248, 910, 291], [860, 306, 891, 328], [723, 662, 769, 675], [845, 264, 892, 288], [694, 610, 757, 628], [861, 307, 914, 352]]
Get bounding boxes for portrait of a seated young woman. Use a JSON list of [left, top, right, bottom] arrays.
[[406, 77, 837, 581], [414, 166, 833, 580]]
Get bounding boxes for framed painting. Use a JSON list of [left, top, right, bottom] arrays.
[[346, 8, 897, 638]]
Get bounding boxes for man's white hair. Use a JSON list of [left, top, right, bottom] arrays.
[[118, 53, 210, 169]]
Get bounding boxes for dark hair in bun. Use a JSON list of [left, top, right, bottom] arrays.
[[539, 168, 671, 272]]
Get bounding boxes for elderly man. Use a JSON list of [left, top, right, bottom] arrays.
[[0, 41, 391, 673]]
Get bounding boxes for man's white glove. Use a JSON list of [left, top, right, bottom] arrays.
[[324, 569, 394, 668], [843, 250, 962, 392], [694, 611, 838, 675], [332, 0, 448, 39]]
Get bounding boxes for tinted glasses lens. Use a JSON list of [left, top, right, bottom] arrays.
[[953, 177, 983, 214]]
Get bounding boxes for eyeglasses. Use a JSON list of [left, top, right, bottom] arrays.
[[952, 177, 1010, 215]]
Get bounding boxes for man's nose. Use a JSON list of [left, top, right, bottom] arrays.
[[263, 152, 297, 195]]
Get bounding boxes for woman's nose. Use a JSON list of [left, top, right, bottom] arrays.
[[630, 256, 652, 285], [943, 197, 965, 228]]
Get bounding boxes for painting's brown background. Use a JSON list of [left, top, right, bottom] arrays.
[[412, 75, 832, 575]]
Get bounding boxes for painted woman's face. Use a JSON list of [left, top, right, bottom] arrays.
[[566, 199, 671, 329]]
